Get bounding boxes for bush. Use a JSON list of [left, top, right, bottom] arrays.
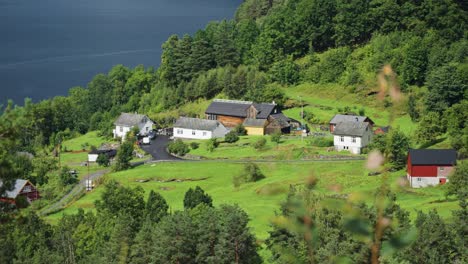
[[232, 124, 247, 136], [96, 154, 110, 167], [233, 163, 265, 187], [168, 139, 189, 156], [308, 137, 334, 147], [225, 131, 240, 143], [253, 137, 267, 150], [270, 131, 282, 145], [189, 142, 199, 150], [206, 138, 219, 152]]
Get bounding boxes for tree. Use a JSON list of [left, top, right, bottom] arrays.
[[408, 93, 420, 121], [446, 162, 467, 200], [96, 153, 110, 167], [232, 124, 247, 136], [415, 112, 444, 144], [214, 205, 262, 263], [114, 141, 134, 171], [425, 63, 467, 112], [387, 129, 410, 169], [183, 186, 213, 210], [58, 166, 77, 186], [268, 56, 300, 85], [145, 190, 169, 223], [224, 131, 239, 143]]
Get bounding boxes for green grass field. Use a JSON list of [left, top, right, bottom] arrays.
[[45, 160, 458, 241], [185, 135, 357, 160], [62, 131, 109, 151]]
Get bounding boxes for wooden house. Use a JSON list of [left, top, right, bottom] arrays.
[[407, 149, 457, 188], [0, 179, 40, 205], [173, 117, 229, 139]]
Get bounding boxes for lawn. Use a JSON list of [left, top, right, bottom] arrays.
[[281, 83, 418, 135], [45, 160, 458, 241], [185, 135, 358, 160], [62, 131, 109, 151]]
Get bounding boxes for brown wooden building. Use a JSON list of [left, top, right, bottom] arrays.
[[205, 99, 293, 134]]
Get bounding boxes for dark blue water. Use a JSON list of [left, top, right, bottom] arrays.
[[0, 0, 240, 105]]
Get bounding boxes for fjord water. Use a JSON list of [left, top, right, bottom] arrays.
[[0, 0, 240, 105]]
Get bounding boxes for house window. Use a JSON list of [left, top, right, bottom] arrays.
[[340, 136, 344, 142], [417, 178, 422, 182], [23, 186, 31, 192], [352, 137, 356, 143], [202, 132, 207, 136], [192, 130, 196, 135], [146, 127, 149, 132], [177, 129, 183, 134], [119, 126, 123, 132]]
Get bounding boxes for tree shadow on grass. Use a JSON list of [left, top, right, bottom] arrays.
[[418, 137, 447, 149]]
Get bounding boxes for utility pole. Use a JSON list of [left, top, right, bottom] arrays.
[[300, 96, 304, 142]]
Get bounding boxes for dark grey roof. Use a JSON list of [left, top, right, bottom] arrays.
[[89, 149, 117, 157], [243, 118, 267, 127], [409, 149, 457, 165], [253, 103, 277, 119], [330, 114, 373, 124], [270, 113, 291, 128], [114, 113, 150, 127], [205, 99, 276, 118], [0, 179, 28, 199], [333, 121, 370, 136], [174, 117, 223, 131]]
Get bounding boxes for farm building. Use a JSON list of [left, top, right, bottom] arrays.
[[0, 179, 40, 205], [332, 121, 372, 154], [173, 117, 229, 140], [374, 126, 391, 135], [88, 149, 117, 162], [329, 114, 374, 133], [113, 113, 154, 141], [407, 149, 457, 188], [205, 99, 292, 135]]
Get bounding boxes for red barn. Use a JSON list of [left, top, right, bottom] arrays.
[[407, 149, 457, 188], [0, 179, 40, 205]]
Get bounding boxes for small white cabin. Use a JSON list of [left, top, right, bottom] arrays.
[[333, 121, 372, 154], [173, 117, 228, 140]]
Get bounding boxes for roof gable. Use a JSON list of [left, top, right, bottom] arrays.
[[0, 179, 29, 199], [333, 121, 370, 136], [174, 117, 224, 131], [409, 149, 457, 165], [205, 99, 276, 118], [330, 114, 374, 125], [114, 113, 150, 127]]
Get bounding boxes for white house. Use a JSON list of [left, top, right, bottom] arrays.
[[332, 121, 372, 154], [113, 113, 154, 140], [173, 117, 229, 140]]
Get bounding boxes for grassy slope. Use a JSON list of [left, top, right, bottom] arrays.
[[45, 161, 458, 241], [186, 135, 355, 160]]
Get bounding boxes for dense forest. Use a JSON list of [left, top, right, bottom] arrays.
[[1, 0, 467, 263]]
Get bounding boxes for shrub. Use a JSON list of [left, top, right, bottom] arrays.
[[97, 154, 110, 167], [206, 138, 219, 152], [253, 137, 267, 150], [233, 163, 265, 187], [232, 124, 247, 136], [168, 139, 189, 156], [308, 137, 334, 147], [358, 108, 365, 116], [225, 131, 240, 143], [270, 131, 282, 145], [189, 142, 199, 150]]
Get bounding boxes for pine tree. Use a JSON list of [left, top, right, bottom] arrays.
[[145, 190, 169, 223]]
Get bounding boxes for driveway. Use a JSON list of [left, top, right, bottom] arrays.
[[140, 135, 181, 161]]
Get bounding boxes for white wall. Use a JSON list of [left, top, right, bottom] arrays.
[[88, 154, 98, 162], [173, 128, 213, 140], [138, 120, 154, 135], [333, 129, 372, 154], [113, 125, 131, 139], [407, 174, 448, 188]]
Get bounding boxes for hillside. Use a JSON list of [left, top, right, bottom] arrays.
[[0, 0, 467, 263]]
